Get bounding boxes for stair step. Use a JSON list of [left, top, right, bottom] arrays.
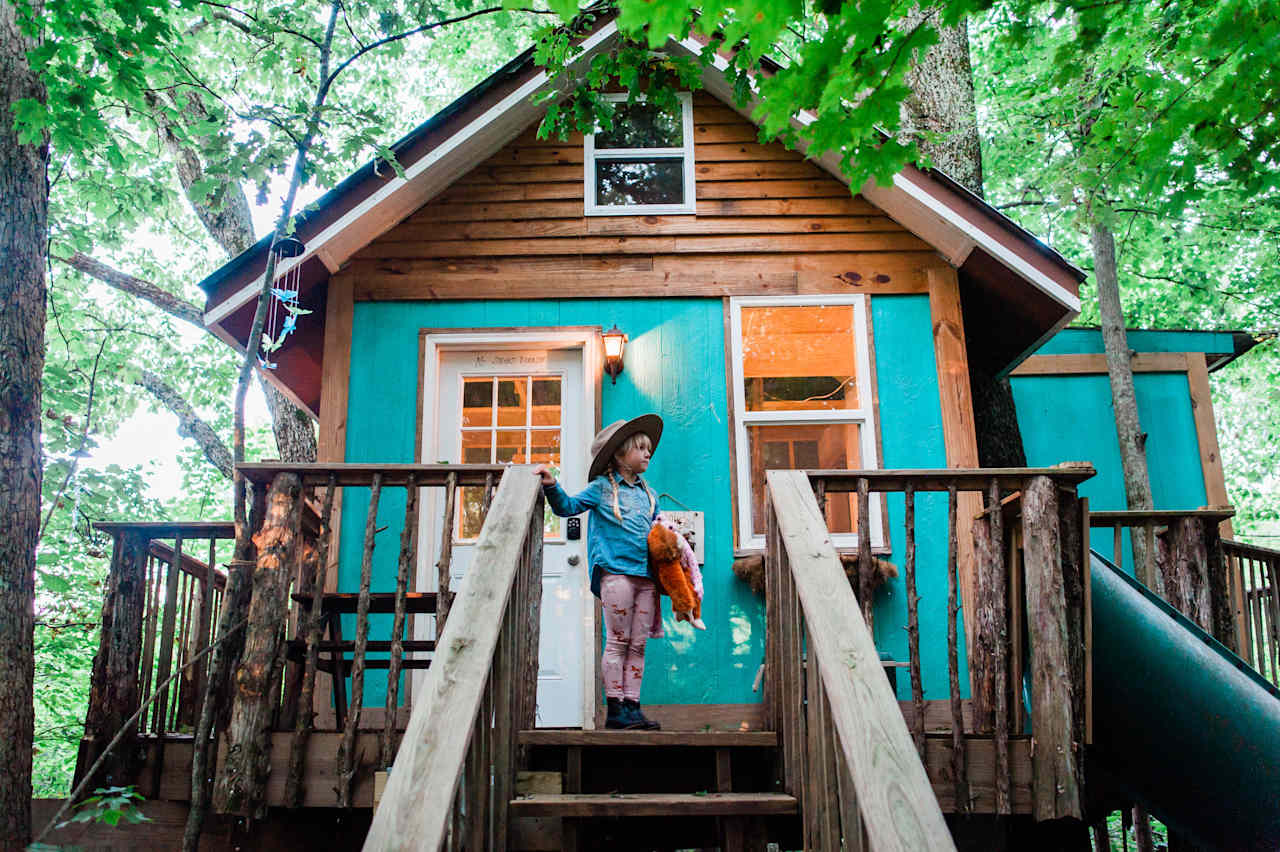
[[518, 730, 776, 748], [509, 792, 797, 817]]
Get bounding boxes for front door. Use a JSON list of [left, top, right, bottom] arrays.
[[424, 344, 590, 727]]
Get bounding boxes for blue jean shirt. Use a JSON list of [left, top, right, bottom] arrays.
[[543, 475, 659, 598]]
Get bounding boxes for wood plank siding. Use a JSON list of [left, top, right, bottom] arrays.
[[338, 91, 949, 301]]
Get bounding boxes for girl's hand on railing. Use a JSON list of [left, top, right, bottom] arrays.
[[534, 465, 555, 486]]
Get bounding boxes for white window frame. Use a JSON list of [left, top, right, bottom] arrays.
[[583, 91, 696, 216], [728, 295, 883, 549]]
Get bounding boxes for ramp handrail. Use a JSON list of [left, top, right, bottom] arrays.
[[764, 469, 955, 852], [364, 466, 544, 851]]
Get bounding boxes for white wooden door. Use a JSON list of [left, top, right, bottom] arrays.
[[423, 346, 589, 727]]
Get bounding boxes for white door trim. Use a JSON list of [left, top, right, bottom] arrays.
[[419, 328, 601, 729]]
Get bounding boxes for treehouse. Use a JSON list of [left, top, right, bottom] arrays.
[[55, 15, 1280, 852]]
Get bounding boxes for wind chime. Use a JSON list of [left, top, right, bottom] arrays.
[[261, 235, 307, 368]]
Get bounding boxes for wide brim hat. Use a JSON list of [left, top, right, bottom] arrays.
[[588, 414, 663, 481]]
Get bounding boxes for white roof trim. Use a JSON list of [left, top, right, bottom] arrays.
[[206, 22, 1078, 327], [204, 20, 622, 326], [672, 35, 1080, 315]]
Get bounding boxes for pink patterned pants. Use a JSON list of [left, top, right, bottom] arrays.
[[600, 572, 657, 700]]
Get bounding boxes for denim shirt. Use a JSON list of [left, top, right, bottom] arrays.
[[543, 474, 659, 598]]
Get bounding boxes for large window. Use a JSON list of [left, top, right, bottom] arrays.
[[729, 296, 882, 547], [584, 93, 696, 216]]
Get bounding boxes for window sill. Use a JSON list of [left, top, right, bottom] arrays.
[[584, 204, 697, 217]]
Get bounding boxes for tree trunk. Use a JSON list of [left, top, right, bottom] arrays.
[[1091, 221, 1155, 579], [0, 0, 47, 844], [901, 17, 1030, 470], [901, 18, 984, 195], [261, 377, 317, 463], [214, 472, 303, 818]]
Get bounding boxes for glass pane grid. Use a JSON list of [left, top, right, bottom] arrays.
[[456, 373, 563, 541]]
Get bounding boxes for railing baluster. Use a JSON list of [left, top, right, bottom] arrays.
[[285, 474, 336, 808], [492, 597, 516, 852], [1114, 522, 1124, 572], [903, 483, 925, 763], [155, 535, 183, 732], [1266, 557, 1280, 678], [193, 538, 216, 717], [437, 471, 458, 636], [383, 474, 419, 769], [139, 553, 160, 734], [989, 477, 1011, 816], [763, 502, 779, 738], [857, 476, 872, 627], [946, 484, 968, 815], [1251, 557, 1268, 680], [338, 472, 382, 808]]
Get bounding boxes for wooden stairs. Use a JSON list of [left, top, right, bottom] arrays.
[[510, 729, 797, 852]]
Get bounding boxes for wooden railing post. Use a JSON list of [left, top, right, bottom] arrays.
[[767, 469, 955, 852], [338, 472, 383, 808], [903, 483, 925, 764], [214, 471, 303, 818], [1021, 475, 1083, 821], [382, 473, 418, 769], [363, 467, 541, 852], [81, 530, 148, 790]]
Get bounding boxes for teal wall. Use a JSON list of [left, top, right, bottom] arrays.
[[1012, 330, 1211, 576], [340, 296, 966, 706]]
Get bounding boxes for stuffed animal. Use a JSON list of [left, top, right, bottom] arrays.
[[648, 517, 706, 630]]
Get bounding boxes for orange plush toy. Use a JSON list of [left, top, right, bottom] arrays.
[[647, 520, 706, 630]]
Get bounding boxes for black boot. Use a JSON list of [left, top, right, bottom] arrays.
[[623, 699, 661, 730], [606, 697, 641, 729]]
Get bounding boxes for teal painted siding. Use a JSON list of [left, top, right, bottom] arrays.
[[340, 296, 964, 706], [1012, 369, 1208, 575]]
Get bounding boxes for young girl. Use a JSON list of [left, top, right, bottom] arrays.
[[536, 414, 664, 731]]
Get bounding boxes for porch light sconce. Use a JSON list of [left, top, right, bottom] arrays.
[[602, 325, 628, 385]]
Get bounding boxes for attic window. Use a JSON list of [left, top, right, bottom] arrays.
[[584, 93, 696, 216]]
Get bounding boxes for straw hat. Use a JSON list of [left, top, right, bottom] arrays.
[[588, 414, 664, 481]]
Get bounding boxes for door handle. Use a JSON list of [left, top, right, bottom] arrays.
[[567, 554, 580, 566]]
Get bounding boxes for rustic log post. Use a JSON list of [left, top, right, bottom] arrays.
[[971, 513, 997, 735], [436, 472, 458, 636], [213, 472, 303, 818], [903, 483, 925, 763], [338, 472, 383, 807], [182, 488, 264, 852], [518, 493, 544, 736], [857, 476, 873, 626], [1022, 475, 1083, 820], [284, 474, 336, 808], [1057, 487, 1087, 783], [153, 535, 184, 735], [945, 484, 969, 814], [1204, 525, 1238, 653], [81, 531, 148, 790], [989, 478, 1010, 816], [382, 474, 419, 769]]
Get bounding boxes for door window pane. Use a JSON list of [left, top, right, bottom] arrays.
[[496, 378, 526, 426], [595, 158, 684, 207], [455, 372, 564, 540], [462, 378, 493, 426], [741, 305, 859, 412], [747, 423, 862, 534]]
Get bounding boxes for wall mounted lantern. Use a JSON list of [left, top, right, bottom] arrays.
[[602, 325, 628, 385]]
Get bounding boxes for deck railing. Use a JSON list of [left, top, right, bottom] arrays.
[[80, 521, 236, 790], [1088, 509, 1239, 654], [213, 462, 509, 814], [364, 466, 544, 851], [1221, 539, 1280, 686], [766, 465, 1095, 843]]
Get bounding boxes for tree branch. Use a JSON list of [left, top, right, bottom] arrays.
[[135, 369, 234, 479], [53, 252, 204, 328]]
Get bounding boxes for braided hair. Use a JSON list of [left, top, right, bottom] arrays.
[[606, 432, 656, 521]]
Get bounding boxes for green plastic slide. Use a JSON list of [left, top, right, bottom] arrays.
[[1090, 551, 1280, 850]]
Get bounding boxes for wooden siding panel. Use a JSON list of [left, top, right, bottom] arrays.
[[355, 96, 944, 299]]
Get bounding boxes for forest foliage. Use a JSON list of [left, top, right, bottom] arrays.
[[14, 0, 1278, 802]]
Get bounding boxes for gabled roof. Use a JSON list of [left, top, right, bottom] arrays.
[[199, 15, 1086, 417]]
